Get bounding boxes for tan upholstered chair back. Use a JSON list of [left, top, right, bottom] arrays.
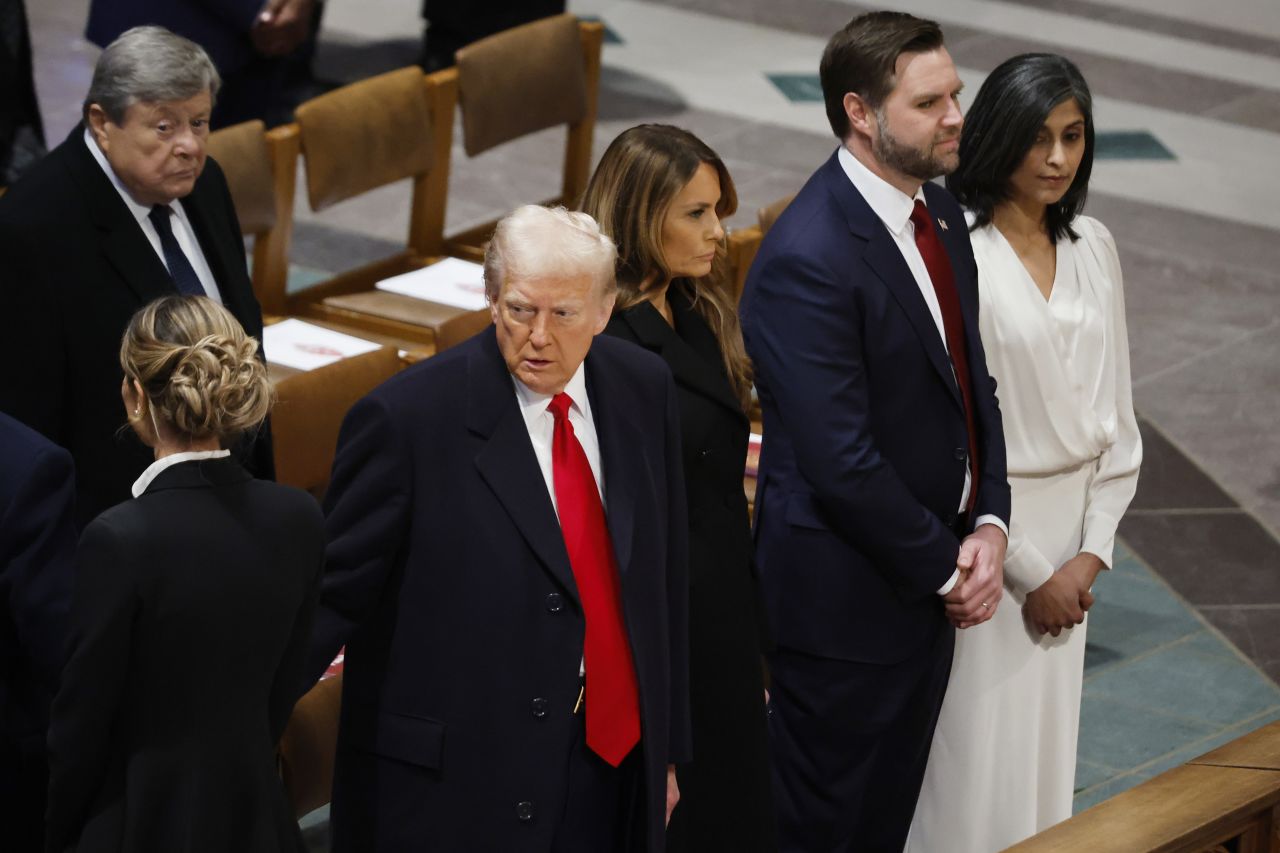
[[207, 120, 277, 234], [455, 14, 587, 157], [758, 194, 796, 236], [295, 67, 436, 212], [272, 346, 403, 495]]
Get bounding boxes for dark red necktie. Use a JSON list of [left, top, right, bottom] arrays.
[[910, 200, 980, 512], [548, 392, 640, 766]]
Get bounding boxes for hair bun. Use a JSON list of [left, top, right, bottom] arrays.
[[120, 296, 275, 442]]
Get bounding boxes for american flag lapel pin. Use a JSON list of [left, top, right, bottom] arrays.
[[938, 218, 949, 231]]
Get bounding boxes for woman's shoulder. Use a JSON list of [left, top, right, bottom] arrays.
[[1070, 214, 1114, 245]]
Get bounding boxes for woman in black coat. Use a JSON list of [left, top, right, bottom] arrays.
[[45, 295, 324, 853], [582, 124, 775, 852]]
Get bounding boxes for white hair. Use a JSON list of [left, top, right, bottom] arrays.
[[483, 205, 618, 302]]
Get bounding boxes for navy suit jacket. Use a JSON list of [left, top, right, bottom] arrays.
[[86, 0, 263, 77], [0, 413, 76, 766], [306, 327, 690, 853], [740, 150, 1010, 665]]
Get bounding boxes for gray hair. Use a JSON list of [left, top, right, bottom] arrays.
[[483, 205, 618, 302], [84, 26, 221, 124]]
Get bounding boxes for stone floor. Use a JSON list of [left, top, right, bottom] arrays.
[[22, 0, 1280, 837]]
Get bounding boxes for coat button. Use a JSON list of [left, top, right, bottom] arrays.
[[545, 593, 563, 613], [954, 447, 966, 460], [517, 801, 534, 822], [531, 697, 548, 718]]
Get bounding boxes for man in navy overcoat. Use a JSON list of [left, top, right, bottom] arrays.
[[306, 206, 690, 852]]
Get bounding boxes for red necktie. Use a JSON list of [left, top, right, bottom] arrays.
[[548, 392, 640, 766], [910, 200, 980, 512]]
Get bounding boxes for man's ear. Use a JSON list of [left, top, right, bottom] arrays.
[[843, 92, 874, 138], [87, 104, 112, 150]]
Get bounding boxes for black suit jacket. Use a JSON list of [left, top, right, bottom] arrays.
[[740, 150, 1011, 665], [45, 458, 323, 853], [606, 291, 776, 850], [0, 128, 272, 529], [306, 327, 690, 853], [0, 413, 77, 849]]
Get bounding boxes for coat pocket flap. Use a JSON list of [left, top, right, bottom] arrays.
[[366, 711, 446, 769]]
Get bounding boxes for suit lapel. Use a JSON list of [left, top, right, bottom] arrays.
[[63, 129, 175, 308], [584, 348, 642, 577], [823, 154, 963, 409], [183, 183, 254, 332], [621, 297, 744, 423], [468, 330, 581, 604]]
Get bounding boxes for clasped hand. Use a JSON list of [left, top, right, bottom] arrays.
[[1023, 553, 1104, 637], [944, 525, 1007, 629], [251, 0, 313, 57]]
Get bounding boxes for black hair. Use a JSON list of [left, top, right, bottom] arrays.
[[946, 53, 1094, 242]]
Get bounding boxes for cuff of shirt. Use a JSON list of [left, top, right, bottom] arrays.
[[936, 568, 961, 596], [973, 513, 1009, 538]]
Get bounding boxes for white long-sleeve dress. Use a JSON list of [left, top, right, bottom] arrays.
[[906, 215, 1143, 853]]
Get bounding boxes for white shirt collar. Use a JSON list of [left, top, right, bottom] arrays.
[[837, 145, 927, 236], [511, 361, 592, 425], [131, 449, 231, 498], [83, 127, 159, 230]]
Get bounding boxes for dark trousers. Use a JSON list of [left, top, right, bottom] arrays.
[[768, 622, 955, 853], [0, 738, 48, 853], [551, 715, 642, 852]]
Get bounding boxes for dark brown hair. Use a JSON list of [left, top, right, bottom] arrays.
[[820, 11, 945, 138]]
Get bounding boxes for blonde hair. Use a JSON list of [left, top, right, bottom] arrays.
[[120, 295, 273, 442], [580, 124, 752, 409]]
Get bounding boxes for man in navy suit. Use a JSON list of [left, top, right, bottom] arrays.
[[740, 12, 1011, 851], [0, 413, 78, 852], [306, 205, 689, 852]]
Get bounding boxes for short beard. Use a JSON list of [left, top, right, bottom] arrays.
[[872, 106, 958, 182]]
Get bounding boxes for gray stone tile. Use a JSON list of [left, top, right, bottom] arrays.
[[1202, 607, 1280, 684], [995, 0, 1280, 58], [1073, 771, 1144, 813], [1205, 89, 1280, 135], [1133, 329, 1280, 515], [1118, 511, 1280, 607], [1074, 758, 1117, 793], [1129, 417, 1236, 511]]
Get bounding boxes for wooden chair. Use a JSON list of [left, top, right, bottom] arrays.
[[444, 14, 605, 261], [271, 346, 403, 499], [279, 674, 343, 818], [205, 119, 300, 316], [758, 193, 795, 236], [288, 66, 470, 349], [724, 227, 763, 305]]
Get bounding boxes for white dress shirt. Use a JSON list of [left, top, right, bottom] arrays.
[[83, 129, 223, 303], [131, 449, 231, 497], [512, 362, 605, 515], [837, 146, 1007, 595]]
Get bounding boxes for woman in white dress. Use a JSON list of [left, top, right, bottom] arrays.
[[907, 53, 1143, 852]]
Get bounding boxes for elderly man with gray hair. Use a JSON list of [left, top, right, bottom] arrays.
[[305, 204, 690, 852], [0, 25, 272, 529]]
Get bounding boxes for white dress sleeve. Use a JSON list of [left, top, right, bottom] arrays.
[[1078, 220, 1143, 568]]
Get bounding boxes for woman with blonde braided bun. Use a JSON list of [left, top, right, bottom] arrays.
[[46, 295, 323, 853]]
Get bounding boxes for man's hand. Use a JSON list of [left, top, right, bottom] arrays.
[[250, 0, 313, 57], [944, 524, 1007, 629], [1024, 553, 1103, 636], [666, 764, 680, 827]]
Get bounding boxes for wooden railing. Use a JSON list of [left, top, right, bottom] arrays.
[[1008, 720, 1280, 852]]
